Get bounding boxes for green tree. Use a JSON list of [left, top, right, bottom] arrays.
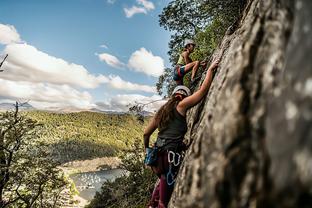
[[157, 0, 247, 96], [156, 67, 177, 97], [87, 139, 157, 208], [0, 103, 69, 207]]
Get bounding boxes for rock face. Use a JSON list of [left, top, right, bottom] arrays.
[[169, 0, 312, 207]]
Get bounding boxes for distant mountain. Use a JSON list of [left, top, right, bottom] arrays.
[[102, 110, 127, 115], [42, 107, 126, 115], [90, 109, 153, 116], [87, 108, 127, 115], [44, 106, 85, 113], [20, 103, 34, 110], [0, 103, 153, 115], [88, 108, 104, 113], [0, 103, 35, 111], [140, 110, 154, 117], [0, 103, 14, 110]]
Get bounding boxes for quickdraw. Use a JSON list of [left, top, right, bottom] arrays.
[[166, 151, 182, 186], [168, 151, 181, 166]]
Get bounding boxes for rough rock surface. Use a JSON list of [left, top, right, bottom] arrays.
[[169, 0, 312, 207]]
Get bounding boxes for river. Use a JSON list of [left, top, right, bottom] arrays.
[[70, 169, 125, 201]]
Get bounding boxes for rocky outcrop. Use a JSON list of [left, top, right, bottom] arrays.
[[170, 0, 312, 207]]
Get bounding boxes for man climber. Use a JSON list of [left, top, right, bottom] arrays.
[[173, 39, 207, 86]]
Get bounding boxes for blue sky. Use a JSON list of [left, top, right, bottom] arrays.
[[0, 0, 171, 111]]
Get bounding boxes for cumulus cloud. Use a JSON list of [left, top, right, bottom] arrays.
[[0, 25, 100, 110], [97, 53, 125, 69], [124, 0, 155, 18], [128, 47, 164, 77], [107, 0, 116, 4], [124, 6, 147, 18], [137, 0, 155, 10], [0, 23, 158, 111], [96, 94, 166, 112], [100, 44, 109, 49], [0, 78, 94, 109], [105, 75, 156, 93], [0, 24, 22, 45], [2, 43, 107, 89], [0, 73, 157, 110]]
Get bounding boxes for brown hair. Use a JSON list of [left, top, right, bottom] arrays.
[[155, 96, 181, 130]]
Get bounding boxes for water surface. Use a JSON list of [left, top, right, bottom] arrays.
[[70, 169, 125, 201]]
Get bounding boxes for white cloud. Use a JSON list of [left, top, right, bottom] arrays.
[[0, 78, 94, 109], [0, 73, 157, 110], [137, 0, 155, 10], [100, 44, 108, 49], [2, 43, 107, 89], [97, 53, 125, 69], [124, 0, 155, 18], [128, 47, 164, 77], [96, 94, 165, 112], [107, 0, 116, 4], [0, 24, 22, 45], [105, 75, 156, 93], [0, 23, 158, 111], [124, 6, 147, 18], [0, 25, 98, 110]]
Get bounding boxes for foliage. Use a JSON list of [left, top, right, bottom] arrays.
[[157, 0, 247, 96], [0, 104, 70, 207], [0, 107, 152, 207], [156, 67, 177, 97], [128, 104, 145, 124], [87, 139, 158, 208], [128, 99, 165, 124], [159, 0, 210, 64], [24, 111, 145, 163]]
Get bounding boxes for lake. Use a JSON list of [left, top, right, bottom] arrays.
[[70, 169, 125, 201]]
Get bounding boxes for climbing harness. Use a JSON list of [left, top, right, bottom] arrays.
[[166, 150, 182, 186]]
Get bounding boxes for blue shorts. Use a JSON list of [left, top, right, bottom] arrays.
[[173, 65, 186, 81]]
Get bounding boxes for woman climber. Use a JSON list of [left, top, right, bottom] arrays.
[[173, 39, 208, 86], [144, 57, 220, 208]]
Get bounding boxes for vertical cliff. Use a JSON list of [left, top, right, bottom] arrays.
[[170, 0, 312, 207]]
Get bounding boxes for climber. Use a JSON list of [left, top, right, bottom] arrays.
[[144, 57, 220, 208], [173, 39, 207, 86]]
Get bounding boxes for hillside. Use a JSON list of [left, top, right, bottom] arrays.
[[24, 111, 151, 163], [170, 0, 312, 207]]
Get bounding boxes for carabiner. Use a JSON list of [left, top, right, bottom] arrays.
[[166, 165, 175, 186], [168, 151, 175, 163], [173, 153, 181, 166]]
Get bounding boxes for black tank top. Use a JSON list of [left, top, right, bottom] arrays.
[[156, 107, 187, 150]]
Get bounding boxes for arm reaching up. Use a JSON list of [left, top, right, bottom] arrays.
[[177, 58, 220, 116]]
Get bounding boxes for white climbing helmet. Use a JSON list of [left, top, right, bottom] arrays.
[[184, 39, 196, 47], [172, 85, 191, 97]]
